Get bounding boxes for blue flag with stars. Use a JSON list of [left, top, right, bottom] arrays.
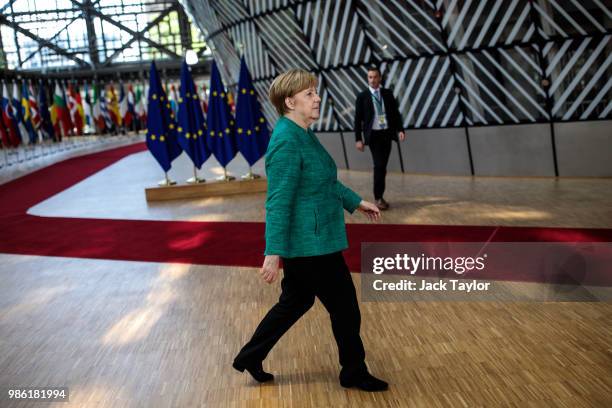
[[206, 61, 237, 167], [146, 61, 182, 172], [177, 61, 210, 169], [235, 57, 270, 166]]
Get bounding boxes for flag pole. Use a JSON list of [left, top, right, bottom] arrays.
[[218, 167, 235, 181], [158, 171, 176, 187], [7, 147, 14, 165], [186, 165, 205, 184], [34, 132, 42, 158], [241, 166, 261, 180]]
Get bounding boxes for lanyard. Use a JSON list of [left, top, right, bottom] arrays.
[[371, 91, 384, 114]]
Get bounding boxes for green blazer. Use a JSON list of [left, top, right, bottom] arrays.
[[265, 116, 362, 258]]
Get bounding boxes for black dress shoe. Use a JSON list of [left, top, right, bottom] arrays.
[[340, 372, 388, 392], [375, 198, 389, 211], [232, 361, 274, 383]]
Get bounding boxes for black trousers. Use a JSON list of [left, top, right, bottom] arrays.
[[368, 129, 393, 200], [233, 251, 367, 381]]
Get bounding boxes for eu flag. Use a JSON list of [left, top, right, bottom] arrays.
[[177, 61, 210, 169], [146, 61, 182, 172], [235, 57, 270, 166], [206, 61, 237, 167], [38, 80, 55, 141]]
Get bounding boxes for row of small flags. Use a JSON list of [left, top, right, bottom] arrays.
[[0, 79, 155, 147], [1, 56, 268, 177], [146, 56, 269, 178], [1, 80, 51, 147]]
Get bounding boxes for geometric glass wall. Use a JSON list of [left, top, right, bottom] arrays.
[[181, 0, 611, 131], [0, 0, 207, 70]]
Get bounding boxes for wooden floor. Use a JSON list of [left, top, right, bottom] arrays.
[[0, 256, 610, 407], [1, 144, 611, 407]]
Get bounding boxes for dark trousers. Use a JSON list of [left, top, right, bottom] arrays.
[[368, 129, 393, 200], [233, 251, 367, 381]]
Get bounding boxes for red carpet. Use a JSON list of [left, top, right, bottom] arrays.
[[1, 143, 611, 285]]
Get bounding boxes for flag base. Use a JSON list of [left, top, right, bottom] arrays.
[[216, 175, 236, 182], [158, 178, 177, 187], [241, 172, 261, 180], [186, 176, 206, 184], [145, 177, 267, 201]]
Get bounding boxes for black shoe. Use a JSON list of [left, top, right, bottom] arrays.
[[375, 198, 389, 211], [232, 361, 274, 383], [340, 372, 388, 392]]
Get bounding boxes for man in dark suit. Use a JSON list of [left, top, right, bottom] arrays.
[[354, 66, 405, 210]]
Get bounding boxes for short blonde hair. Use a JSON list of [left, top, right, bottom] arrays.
[[269, 69, 317, 115]]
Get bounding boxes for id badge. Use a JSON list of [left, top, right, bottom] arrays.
[[378, 114, 387, 127]]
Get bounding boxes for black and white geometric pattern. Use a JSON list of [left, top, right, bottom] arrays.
[[532, 0, 611, 39], [180, 0, 612, 130], [296, 0, 374, 68], [323, 65, 369, 129], [453, 46, 549, 124], [228, 22, 276, 80], [543, 35, 611, 120], [356, 0, 445, 58], [440, 0, 536, 50], [255, 9, 318, 72], [382, 57, 464, 127]]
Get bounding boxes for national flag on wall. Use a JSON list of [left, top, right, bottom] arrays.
[[38, 80, 55, 141], [135, 85, 145, 130], [52, 82, 72, 139], [146, 61, 182, 172], [100, 85, 113, 132], [235, 57, 270, 166], [168, 84, 179, 117], [83, 83, 93, 129], [227, 90, 235, 114], [200, 83, 208, 113], [19, 81, 38, 144], [62, 81, 74, 134], [141, 83, 148, 120], [1, 82, 22, 147], [12, 82, 30, 145], [28, 81, 41, 132], [68, 83, 84, 135], [92, 84, 102, 133], [119, 82, 128, 129], [0, 111, 9, 148], [0, 84, 12, 147], [177, 60, 210, 169], [126, 84, 136, 130], [74, 84, 86, 134], [108, 84, 121, 126], [205, 61, 237, 167]]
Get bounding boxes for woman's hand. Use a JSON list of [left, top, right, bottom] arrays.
[[260, 255, 280, 284], [357, 200, 381, 222]]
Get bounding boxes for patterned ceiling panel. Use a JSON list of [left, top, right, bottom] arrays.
[[181, 0, 611, 129]]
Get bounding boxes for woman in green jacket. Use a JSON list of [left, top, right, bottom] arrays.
[[233, 69, 388, 392]]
